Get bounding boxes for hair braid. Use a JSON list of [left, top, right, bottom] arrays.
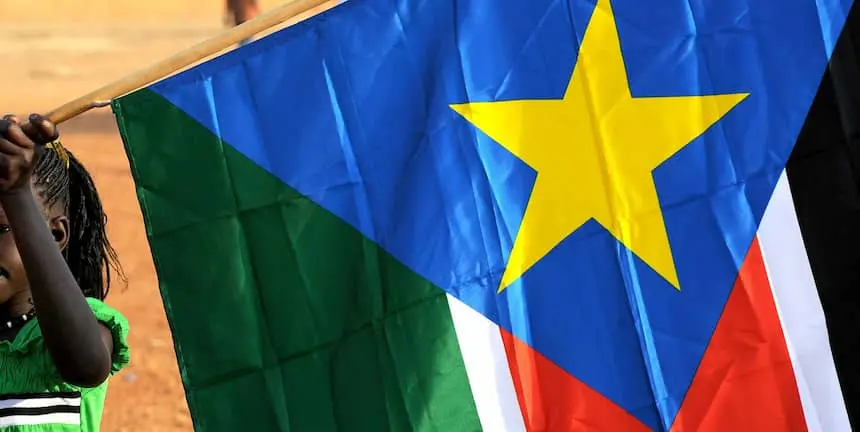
[[32, 145, 124, 299]]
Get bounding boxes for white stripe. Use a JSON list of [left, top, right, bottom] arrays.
[[0, 397, 81, 410], [447, 294, 526, 432], [0, 412, 80, 427], [758, 171, 851, 432]]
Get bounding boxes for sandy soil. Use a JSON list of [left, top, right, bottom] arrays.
[[1, 1, 337, 430]]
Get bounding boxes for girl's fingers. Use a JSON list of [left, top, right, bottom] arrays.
[[0, 124, 22, 156], [0, 139, 21, 156], [2, 114, 20, 125], [0, 121, 23, 184], [22, 114, 58, 144], [0, 120, 35, 150]]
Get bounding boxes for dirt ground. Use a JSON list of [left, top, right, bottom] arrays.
[[1, 1, 337, 430]]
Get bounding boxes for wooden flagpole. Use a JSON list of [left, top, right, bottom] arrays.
[[43, 0, 333, 124]]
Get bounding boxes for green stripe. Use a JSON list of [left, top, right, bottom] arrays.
[[112, 89, 481, 432]]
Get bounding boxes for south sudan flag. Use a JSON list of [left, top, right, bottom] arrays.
[[112, 0, 859, 430]]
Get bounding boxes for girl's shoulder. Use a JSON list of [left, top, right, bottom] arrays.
[[0, 299, 130, 431], [1, 298, 129, 367], [84, 298, 131, 374]]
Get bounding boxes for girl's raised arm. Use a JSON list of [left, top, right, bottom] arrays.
[[0, 115, 112, 388]]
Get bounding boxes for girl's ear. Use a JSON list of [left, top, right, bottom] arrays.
[[49, 215, 70, 251]]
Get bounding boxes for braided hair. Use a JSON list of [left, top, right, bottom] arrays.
[[32, 143, 124, 300]]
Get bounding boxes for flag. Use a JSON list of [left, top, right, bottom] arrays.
[[786, 5, 860, 429], [112, 0, 856, 430]]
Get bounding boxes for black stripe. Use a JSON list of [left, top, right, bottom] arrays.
[[0, 405, 79, 418], [787, 1, 860, 429], [0, 392, 81, 402]]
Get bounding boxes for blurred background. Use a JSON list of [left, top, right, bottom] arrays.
[[0, 0, 337, 430]]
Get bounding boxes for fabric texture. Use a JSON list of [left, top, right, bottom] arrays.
[[112, 89, 483, 432]]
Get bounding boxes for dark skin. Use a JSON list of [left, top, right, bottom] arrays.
[[0, 114, 113, 388]]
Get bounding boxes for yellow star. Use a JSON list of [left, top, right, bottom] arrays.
[[451, 0, 748, 294]]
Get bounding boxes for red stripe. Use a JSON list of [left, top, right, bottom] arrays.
[[671, 237, 806, 431], [497, 237, 806, 430], [500, 329, 649, 431]]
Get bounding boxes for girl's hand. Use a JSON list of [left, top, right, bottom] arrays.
[[0, 114, 58, 194]]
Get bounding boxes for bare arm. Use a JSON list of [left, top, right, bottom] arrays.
[[0, 117, 112, 387]]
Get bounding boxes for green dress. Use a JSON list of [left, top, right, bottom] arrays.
[[0, 298, 130, 431]]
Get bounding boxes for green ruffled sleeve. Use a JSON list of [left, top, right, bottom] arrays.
[[86, 298, 131, 374]]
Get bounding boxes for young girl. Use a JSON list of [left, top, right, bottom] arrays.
[[0, 114, 129, 431]]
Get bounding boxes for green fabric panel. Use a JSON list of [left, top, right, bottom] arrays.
[[111, 89, 482, 432]]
